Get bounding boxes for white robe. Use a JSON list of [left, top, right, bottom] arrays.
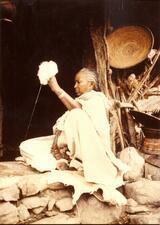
[[19, 90, 129, 189]]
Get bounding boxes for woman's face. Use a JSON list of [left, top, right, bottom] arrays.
[[74, 71, 94, 96]]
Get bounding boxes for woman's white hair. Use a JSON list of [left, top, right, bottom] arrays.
[[79, 68, 99, 90]]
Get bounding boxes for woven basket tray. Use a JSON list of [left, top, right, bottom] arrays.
[[106, 25, 154, 69]]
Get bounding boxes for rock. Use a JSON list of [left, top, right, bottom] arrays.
[[47, 198, 56, 211], [47, 182, 65, 190], [42, 188, 72, 201], [127, 198, 138, 206], [32, 206, 46, 215], [141, 152, 151, 160], [17, 204, 30, 222], [0, 161, 38, 177], [54, 189, 72, 200], [30, 213, 80, 224], [43, 188, 74, 214], [145, 163, 160, 181], [125, 204, 151, 214], [45, 210, 58, 217], [125, 198, 152, 214], [124, 178, 160, 205], [55, 197, 74, 212], [0, 184, 20, 201], [21, 196, 49, 209], [120, 147, 145, 181], [0, 176, 21, 189], [0, 202, 19, 224], [129, 207, 160, 224], [77, 194, 123, 224], [17, 174, 48, 197]]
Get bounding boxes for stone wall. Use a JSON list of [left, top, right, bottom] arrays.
[[0, 161, 125, 224], [0, 146, 160, 224]]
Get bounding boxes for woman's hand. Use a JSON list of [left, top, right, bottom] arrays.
[[48, 76, 59, 90], [56, 159, 69, 170], [48, 72, 81, 110], [48, 76, 63, 95]]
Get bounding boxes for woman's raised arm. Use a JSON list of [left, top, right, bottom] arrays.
[[48, 76, 81, 110]]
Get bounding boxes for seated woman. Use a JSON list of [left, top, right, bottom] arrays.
[[19, 63, 129, 188]]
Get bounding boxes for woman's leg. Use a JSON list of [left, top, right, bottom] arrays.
[[19, 135, 57, 172], [63, 109, 121, 187]]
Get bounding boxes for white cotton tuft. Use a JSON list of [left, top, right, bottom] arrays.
[[37, 60, 58, 85]]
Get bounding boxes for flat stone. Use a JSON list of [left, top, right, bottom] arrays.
[[145, 155, 160, 168], [0, 202, 19, 224], [21, 196, 49, 209], [127, 198, 138, 206], [32, 206, 46, 215], [47, 182, 65, 190], [17, 204, 30, 222], [125, 204, 151, 214], [45, 210, 58, 217], [119, 147, 145, 181], [17, 174, 48, 197], [145, 162, 160, 180], [47, 198, 56, 211], [30, 213, 80, 224], [129, 207, 160, 224], [55, 197, 74, 212], [0, 161, 39, 177], [124, 178, 160, 205], [0, 184, 20, 201], [42, 189, 72, 201], [77, 194, 123, 224]]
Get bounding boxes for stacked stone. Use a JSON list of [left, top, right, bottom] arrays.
[[0, 161, 125, 224], [0, 162, 79, 224], [1, 147, 160, 224], [119, 147, 160, 224]]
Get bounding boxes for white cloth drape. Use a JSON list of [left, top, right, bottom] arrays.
[[19, 90, 129, 188]]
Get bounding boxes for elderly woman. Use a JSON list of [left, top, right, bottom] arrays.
[[19, 65, 129, 187]]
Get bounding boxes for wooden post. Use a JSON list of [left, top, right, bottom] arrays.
[[90, 25, 109, 96], [0, 94, 3, 158], [90, 24, 125, 151]]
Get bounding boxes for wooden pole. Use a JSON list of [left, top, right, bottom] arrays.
[[90, 24, 125, 151], [0, 94, 3, 158], [90, 25, 109, 96], [128, 49, 160, 102], [142, 73, 160, 97]]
